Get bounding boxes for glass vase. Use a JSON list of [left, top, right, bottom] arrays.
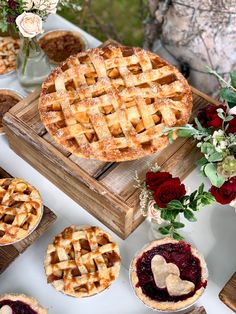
[[16, 36, 51, 92]]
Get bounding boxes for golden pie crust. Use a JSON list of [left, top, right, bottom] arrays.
[[0, 37, 20, 75], [130, 237, 208, 312], [44, 225, 121, 298], [0, 294, 47, 313], [39, 45, 192, 162], [0, 178, 43, 245]]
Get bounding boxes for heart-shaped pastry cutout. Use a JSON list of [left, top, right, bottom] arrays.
[[151, 255, 180, 289], [0, 305, 13, 314], [166, 274, 195, 296]]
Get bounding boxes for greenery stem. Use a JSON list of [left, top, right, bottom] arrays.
[[22, 37, 30, 75], [206, 66, 236, 93]]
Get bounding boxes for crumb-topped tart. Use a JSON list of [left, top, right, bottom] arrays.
[[0, 178, 43, 245], [130, 238, 208, 312], [39, 30, 86, 64], [44, 225, 121, 298], [0, 37, 20, 75], [0, 294, 46, 314], [39, 45, 192, 162]]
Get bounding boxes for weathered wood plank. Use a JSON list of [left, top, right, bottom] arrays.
[[187, 306, 207, 314], [219, 272, 236, 313], [69, 155, 113, 178]]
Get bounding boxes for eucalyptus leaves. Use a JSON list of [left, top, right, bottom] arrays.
[[165, 107, 235, 188]]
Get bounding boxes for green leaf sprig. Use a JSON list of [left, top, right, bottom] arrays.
[[207, 66, 236, 109], [163, 109, 235, 188], [158, 183, 215, 240]]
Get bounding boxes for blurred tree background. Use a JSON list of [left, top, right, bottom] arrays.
[[59, 0, 148, 46]]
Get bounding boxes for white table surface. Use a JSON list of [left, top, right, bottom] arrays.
[[0, 14, 235, 314]]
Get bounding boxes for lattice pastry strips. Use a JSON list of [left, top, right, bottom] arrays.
[[39, 45, 192, 161], [0, 178, 42, 245], [44, 225, 121, 298]]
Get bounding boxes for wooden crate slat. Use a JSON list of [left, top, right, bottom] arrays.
[[100, 137, 189, 198], [0, 167, 57, 275], [69, 155, 113, 178], [219, 272, 236, 313]]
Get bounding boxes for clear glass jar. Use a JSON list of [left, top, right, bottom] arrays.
[[16, 36, 51, 92]]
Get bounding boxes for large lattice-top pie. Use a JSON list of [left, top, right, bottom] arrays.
[[0, 178, 42, 245], [39, 45, 192, 161], [130, 238, 208, 311], [44, 225, 121, 298]]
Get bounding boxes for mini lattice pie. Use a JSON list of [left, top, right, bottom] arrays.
[[44, 225, 121, 298], [0, 294, 47, 314], [0, 37, 20, 75], [130, 237, 208, 312], [0, 178, 43, 245], [39, 45, 192, 162]]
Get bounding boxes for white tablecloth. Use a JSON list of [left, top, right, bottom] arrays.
[[0, 14, 235, 314]]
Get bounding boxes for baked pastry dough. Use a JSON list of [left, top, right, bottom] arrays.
[[44, 225, 121, 298], [39, 45, 192, 161], [130, 237, 208, 311], [0, 178, 42, 245], [0, 293, 47, 313]]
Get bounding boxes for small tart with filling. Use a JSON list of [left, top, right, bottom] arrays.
[[39, 30, 86, 64], [0, 37, 20, 75], [44, 225, 121, 298], [0, 90, 22, 132], [0, 178, 43, 245], [0, 294, 47, 314], [130, 237, 208, 312]]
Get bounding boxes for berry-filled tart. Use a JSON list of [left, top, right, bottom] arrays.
[[0, 294, 47, 314], [130, 237, 208, 312]]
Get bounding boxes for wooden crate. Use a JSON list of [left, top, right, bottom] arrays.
[[2, 42, 219, 239], [0, 167, 57, 275], [219, 272, 236, 313]]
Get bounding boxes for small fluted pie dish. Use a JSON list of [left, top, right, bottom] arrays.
[[130, 237, 208, 312]]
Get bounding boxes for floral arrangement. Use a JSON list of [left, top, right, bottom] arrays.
[[135, 166, 215, 240], [164, 70, 236, 208], [0, 0, 82, 37]]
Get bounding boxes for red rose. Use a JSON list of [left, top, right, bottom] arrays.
[[209, 177, 236, 205], [154, 178, 186, 208], [197, 104, 227, 128], [226, 114, 236, 134], [146, 171, 172, 191]]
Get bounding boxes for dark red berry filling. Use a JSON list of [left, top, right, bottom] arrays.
[[0, 300, 37, 314], [136, 242, 207, 302]]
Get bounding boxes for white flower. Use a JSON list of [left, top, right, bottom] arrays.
[[33, 0, 59, 13], [230, 198, 236, 208], [229, 106, 236, 115], [16, 12, 43, 38], [212, 130, 228, 153], [147, 200, 164, 224], [23, 0, 33, 10]]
